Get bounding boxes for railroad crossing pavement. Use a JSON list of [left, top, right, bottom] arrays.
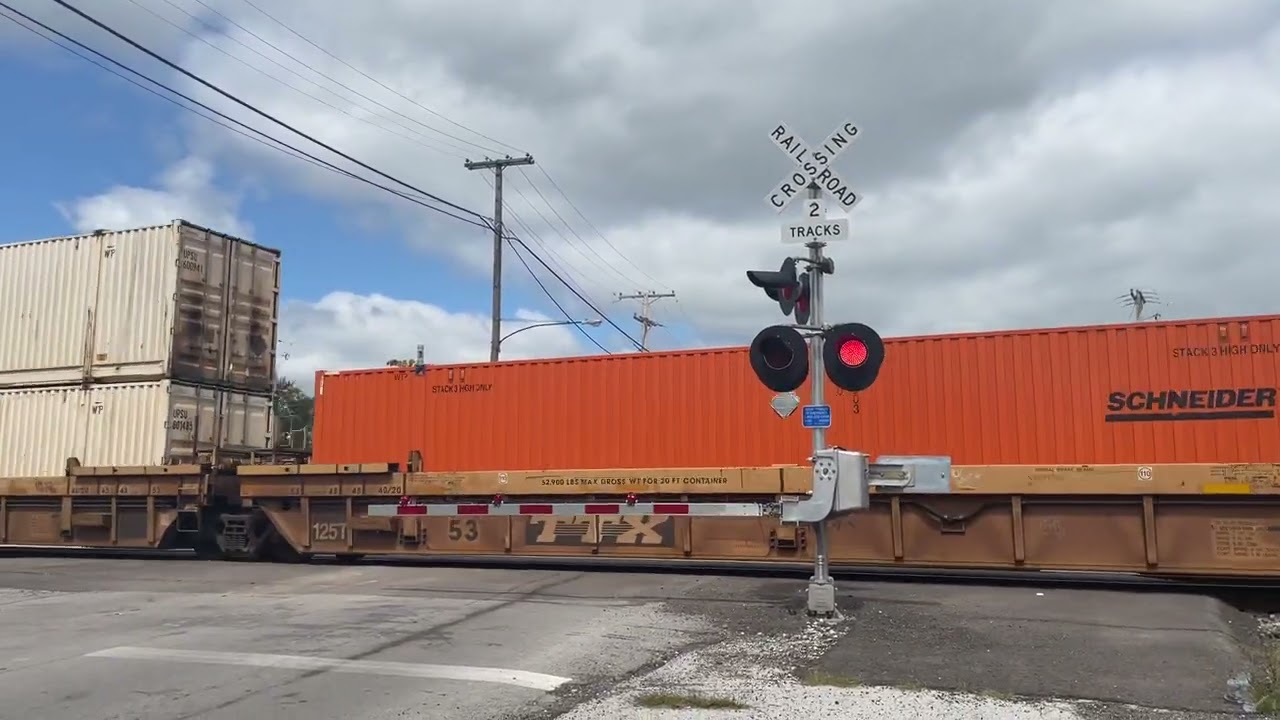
[[0, 555, 1270, 719]]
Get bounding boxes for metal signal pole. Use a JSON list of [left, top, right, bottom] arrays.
[[804, 182, 832, 592], [465, 153, 535, 362]]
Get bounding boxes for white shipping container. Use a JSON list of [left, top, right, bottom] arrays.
[[0, 380, 273, 477], [0, 220, 280, 392]]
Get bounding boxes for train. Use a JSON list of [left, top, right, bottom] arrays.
[[1, 220, 1278, 580]]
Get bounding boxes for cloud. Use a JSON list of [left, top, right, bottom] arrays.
[[57, 155, 254, 238], [33, 0, 1280, 361], [277, 293, 587, 384]]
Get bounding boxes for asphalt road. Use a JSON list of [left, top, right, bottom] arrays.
[[0, 556, 759, 720], [0, 555, 1263, 719]]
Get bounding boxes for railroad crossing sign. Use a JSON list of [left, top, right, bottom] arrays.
[[765, 121, 862, 215]]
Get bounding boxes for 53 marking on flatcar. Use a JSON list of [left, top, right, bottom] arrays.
[[448, 518, 479, 542]]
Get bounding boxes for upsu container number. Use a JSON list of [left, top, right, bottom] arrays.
[[165, 408, 195, 432], [176, 247, 205, 275]]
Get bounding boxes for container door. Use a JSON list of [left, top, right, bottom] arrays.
[[223, 240, 279, 393], [83, 382, 170, 467], [0, 233, 102, 387], [0, 387, 91, 476], [169, 223, 230, 388], [164, 382, 223, 464], [89, 225, 185, 382], [218, 388, 273, 454]]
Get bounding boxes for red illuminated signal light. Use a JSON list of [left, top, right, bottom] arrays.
[[822, 323, 884, 392], [837, 338, 868, 367]]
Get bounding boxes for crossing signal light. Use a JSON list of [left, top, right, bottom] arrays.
[[748, 325, 809, 392], [822, 322, 885, 392], [792, 274, 811, 325], [747, 258, 802, 317]]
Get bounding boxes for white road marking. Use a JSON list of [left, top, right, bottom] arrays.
[[84, 646, 571, 691]]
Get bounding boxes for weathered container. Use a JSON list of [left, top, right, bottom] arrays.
[[0, 380, 273, 477], [311, 314, 1280, 469], [0, 220, 280, 392]]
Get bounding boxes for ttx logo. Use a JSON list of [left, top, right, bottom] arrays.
[[526, 515, 675, 546]]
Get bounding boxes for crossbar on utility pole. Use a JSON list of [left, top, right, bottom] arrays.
[[465, 153, 536, 362], [616, 290, 676, 350]]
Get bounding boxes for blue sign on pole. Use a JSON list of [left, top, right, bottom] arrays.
[[801, 404, 832, 429]]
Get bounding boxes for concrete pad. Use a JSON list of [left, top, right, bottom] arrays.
[[805, 581, 1256, 715]]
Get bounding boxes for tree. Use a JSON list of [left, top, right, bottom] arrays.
[[273, 377, 314, 449]]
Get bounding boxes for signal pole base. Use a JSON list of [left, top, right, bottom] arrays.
[[805, 580, 837, 617]]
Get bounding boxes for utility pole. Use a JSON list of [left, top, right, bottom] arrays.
[[465, 153, 535, 362], [617, 290, 676, 350]]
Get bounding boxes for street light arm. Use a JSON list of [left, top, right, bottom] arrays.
[[496, 318, 603, 350]]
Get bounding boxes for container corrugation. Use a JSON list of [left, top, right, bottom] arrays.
[[0, 220, 280, 392], [311, 314, 1280, 470], [0, 380, 273, 477]]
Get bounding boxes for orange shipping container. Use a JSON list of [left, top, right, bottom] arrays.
[[311, 314, 1280, 470]]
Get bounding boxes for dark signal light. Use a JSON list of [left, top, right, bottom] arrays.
[[746, 258, 802, 317], [792, 274, 811, 325], [748, 325, 809, 392]]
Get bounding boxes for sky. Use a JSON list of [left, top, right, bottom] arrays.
[[1, 0, 1278, 392]]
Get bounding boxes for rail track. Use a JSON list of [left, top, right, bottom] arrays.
[[5, 544, 1277, 614]]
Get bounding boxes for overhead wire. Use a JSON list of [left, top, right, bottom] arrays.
[[0, 6, 340, 179], [505, 239, 611, 354], [0, 0, 488, 230], [167, 0, 484, 157], [513, 167, 649, 290], [472, 172, 618, 347], [169, 0, 664, 342], [128, 0, 468, 159], [476, 174, 609, 305], [232, 0, 524, 156], [534, 164, 674, 292], [200, 0, 666, 299], [503, 178, 639, 291], [14, 0, 648, 352], [43, 0, 489, 225]]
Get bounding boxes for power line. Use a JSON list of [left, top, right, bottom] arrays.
[[11, 0, 647, 353], [0, 7, 336, 178], [168, 0, 649, 341], [506, 239, 610, 354], [130, 0, 468, 158], [504, 176, 636, 290], [170, 0, 483, 157], [45, 0, 489, 225], [535, 164, 672, 292], [515, 167, 647, 289], [233, 0, 524, 155], [198, 0, 657, 301], [506, 233, 645, 352], [495, 190, 609, 299], [0, 0, 487, 230]]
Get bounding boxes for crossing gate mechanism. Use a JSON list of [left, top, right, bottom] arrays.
[[366, 450, 954, 521]]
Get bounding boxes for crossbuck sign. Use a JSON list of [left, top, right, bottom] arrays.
[[766, 121, 861, 213], [766, 121, 862, 243]]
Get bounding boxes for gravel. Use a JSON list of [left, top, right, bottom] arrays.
[[553, 612, 1101, 720]]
